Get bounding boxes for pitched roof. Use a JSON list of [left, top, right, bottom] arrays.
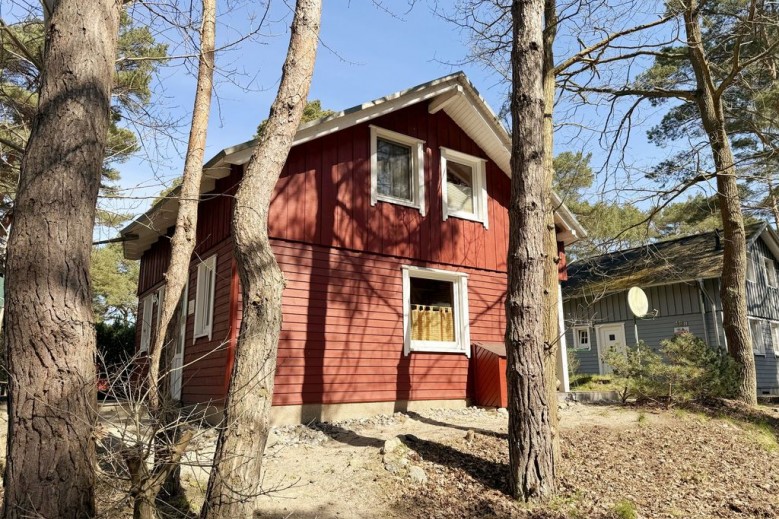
[[563, 222, 779, 298], [120, 72, 585, 260]]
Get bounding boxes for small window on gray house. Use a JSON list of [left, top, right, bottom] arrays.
[[750, 319, 766, 355], [770, 322, 779, 354], [763, 257, 778, 287], [747, 256, 756, 283], [573, 326, 590, 350]]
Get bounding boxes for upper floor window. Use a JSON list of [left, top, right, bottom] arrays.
[[763, 256, 778, 287], [194, 254, 217, 341], [747, 255, 756, 283], [440, 147, 488, 228], [370, 126, 425, 214]]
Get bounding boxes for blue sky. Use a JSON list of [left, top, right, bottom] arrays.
[[97, 0, 681, 232]]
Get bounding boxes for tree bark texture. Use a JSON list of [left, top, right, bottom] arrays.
[[683, 0, 757, 405], [147, 0, 216, 411], [2, 1, 122, 517], [505, 0, 557, 502], [199, 1, 322, 517], [542, 0, 561, 464]]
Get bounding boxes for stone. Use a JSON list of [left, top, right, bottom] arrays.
[[408, 465, 427, 484], [497, 408, 508, 416], [381, 436, 402, 454]]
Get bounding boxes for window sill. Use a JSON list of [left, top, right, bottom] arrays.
[[193, 330, 212, 342], [377, 195, 421, 212], [446, 210, 487, 226], [409, 342, 468, 355]]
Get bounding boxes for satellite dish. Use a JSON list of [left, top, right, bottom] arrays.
[[627, 287, 649, 318]]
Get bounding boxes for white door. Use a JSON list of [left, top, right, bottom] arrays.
[[597, 323, 627, 375], [170, 281, 188, 400]]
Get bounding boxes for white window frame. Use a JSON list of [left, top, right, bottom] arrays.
[[402, 266, 470, 357], [747, 255, 756, 283], [764, 256, 778, 287], [139, 293, 153, 353], [749, 318, 766, 356], [370, 125, 426, 215], [770, 322, 779, 355], [573, 326, 591, 351], [440, 147, 489, 228], [193, 255, 217, 342]]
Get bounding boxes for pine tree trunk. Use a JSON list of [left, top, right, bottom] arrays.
[[683, 0, 757, 405], [2, 1, 122, 517], [199, 2, 321, 517], [542, 0, 561, 464], [147, 0, 216, 411], [506, 0, 556, 501]]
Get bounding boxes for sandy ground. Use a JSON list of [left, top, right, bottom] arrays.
[[2, 401, 778, 518]]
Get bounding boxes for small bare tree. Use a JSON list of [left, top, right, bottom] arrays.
[[199, 1, 322, 516]]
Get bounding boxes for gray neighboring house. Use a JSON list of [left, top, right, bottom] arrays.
[[563, 222, 779, 395]]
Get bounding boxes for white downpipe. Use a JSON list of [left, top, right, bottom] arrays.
[[557, 283, 570, 393]]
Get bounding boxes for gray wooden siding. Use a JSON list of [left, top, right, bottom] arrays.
[[565, 276, 779, 392], [750, 318, 779, 393], [747, 238, 779, 321], [564, 234, 779, 393]]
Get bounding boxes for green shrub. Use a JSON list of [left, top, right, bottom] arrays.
[[603, 334, 738, 404], [612, 499, 638, 519], [95, 320, 136, 369], [567, 347, 580, 380], [603, 341, 666, 402], [660, 333, 739, 401]]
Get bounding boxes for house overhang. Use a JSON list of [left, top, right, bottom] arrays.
[[121, 72, 586, 260]]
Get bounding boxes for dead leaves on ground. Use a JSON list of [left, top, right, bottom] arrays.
[[391, 405, 779, 518]]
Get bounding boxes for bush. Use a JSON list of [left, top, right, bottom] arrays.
[[603, 334, 739, 404], [95, 320, 136, 370], [603, 341, 666, 403], [661, 333, 739, 401], [567, 347, 580, 380]]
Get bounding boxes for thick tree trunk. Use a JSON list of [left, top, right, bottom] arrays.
[[683, 0, 757, 405], [2, 1, 122, 517], [542, 0, 560, 464], [505, 0, 556, 502], [199, 1, 321, 517]]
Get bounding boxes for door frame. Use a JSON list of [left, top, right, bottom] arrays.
[[595, 323, 627, 375], [171, 280, 188, 401]]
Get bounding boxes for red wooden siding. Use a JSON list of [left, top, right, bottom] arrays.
[[471, 343, 508, 408], [227, 239, 507, 406], [267, 103, 510, 273], [134, 100, 577, 408], [179, 238, 235, 403], [138, 238, 170, 296], [558, 240, 567, 282]]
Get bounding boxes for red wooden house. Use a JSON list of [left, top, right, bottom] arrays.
[[121, 73, 584, 424]]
